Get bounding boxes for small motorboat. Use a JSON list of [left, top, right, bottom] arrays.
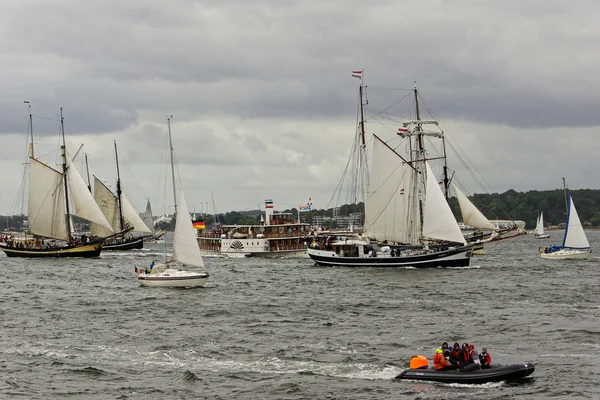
[[395, 362, 535, 384]]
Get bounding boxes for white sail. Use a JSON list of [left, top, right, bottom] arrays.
[[563, 193, 590, 249], [122, 194, 152, 233], [536, 212, 544, 235], [91, 176, 120, 237], [140, 199, 155, 233], [68, 160, 114, 234], [28, 158, 69, 240], [422, 162, 466, 244], [364, 137, 419, 244], [173, 188, 205, 267], [453, 184, 496, 231]]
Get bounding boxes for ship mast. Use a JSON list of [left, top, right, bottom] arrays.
[[24, 101, 34, 158], [562, 177, 568, 214], [60, 107, 72, 242], [85, 153, 92, 192], [114, 140, 125, 231], [167, 115, 177, 215], [359, 72, 366, 148]]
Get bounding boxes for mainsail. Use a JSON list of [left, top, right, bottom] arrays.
[[453, 184, 496, 231], [122, 194, 152, 233], [28, 158, 69, 240], [563, 193, 590, 249], [68, 159, 113, 234], [535, 212, 544, 235], [91, 176, 120, 238], [364, 136, 419, 244], [173, 188, 205, 267], [422, 162, 466, 244]]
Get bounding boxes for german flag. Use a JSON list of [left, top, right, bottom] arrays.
[[192, 219, 205, 230]]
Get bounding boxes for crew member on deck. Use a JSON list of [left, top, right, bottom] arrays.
[[147, 261, 155, 274]]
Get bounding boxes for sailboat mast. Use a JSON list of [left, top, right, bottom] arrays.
[[442, 136, 450, 200], [114, 140, 125, 231], [413, 83, 426, 243], [414, 82, 424, 155], [167, 115, 177, 215], [60, 107, 72, 242], [25, 101, 34, 158], [562, 177, 568, 214], [359, 73, 366, 147], [84, 153, 92, 192]]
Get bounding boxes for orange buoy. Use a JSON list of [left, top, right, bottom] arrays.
[[409, 355, 429, 369]]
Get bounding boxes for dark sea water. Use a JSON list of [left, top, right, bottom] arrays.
[[1, 231, 599, 399]]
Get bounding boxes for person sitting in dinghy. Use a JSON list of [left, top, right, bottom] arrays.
[[479, 347, 492, 368], [458, 343, 480, 372], [449, 342, 461, 366], [433, 348, 454, 370]]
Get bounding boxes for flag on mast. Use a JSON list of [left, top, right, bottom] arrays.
[[352, 70, 363, 80]]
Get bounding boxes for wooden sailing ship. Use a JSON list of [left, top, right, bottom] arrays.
[[0, 107, 114, 258]]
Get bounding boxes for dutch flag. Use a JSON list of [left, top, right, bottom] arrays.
[[352, 70, 363, 80]]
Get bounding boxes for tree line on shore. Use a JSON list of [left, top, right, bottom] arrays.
[[3, 189, 600, 231]]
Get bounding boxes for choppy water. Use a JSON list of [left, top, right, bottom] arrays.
[[1, 231, 599, 399]]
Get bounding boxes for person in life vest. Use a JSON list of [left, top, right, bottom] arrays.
[[433, 348, 453, 370], [479, 347, 492, 368], [469, 344, 481, 365], [449, 342, 461, 366], [441, 341, 450, 358], [458, 343, 480, 372]]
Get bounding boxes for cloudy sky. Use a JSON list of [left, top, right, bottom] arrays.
[[1, 0, 599, 217]]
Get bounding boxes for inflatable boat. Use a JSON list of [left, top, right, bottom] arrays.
[[395, 362, 535, 384]]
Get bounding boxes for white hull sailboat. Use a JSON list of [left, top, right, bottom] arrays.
[[540, 179, 591, 259], [533, 211, 551, 239], [136, 116, 209, 288]]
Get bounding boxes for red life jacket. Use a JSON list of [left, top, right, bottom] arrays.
[[461, 349, 471, 362], [481, 352, 491, 365]]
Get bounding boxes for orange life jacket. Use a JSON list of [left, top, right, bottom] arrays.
[[433, 353, 448, 370]]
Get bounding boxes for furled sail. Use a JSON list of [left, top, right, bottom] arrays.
[[422, 162, 465, 244], [68, 159, 114, 234], [28, 158, 69, 240], [364, 136, 419, 244], [91, 176, 120, 237], [173, 188, 205, 267], [563, 193, 590, 249], [452, 184, 496, 231], [122, 194, 152, 233]]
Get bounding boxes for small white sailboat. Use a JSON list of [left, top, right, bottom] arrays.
[[533, 211, 551, 239], [540, 178, 591, 259], [135, 116, 209, 287]]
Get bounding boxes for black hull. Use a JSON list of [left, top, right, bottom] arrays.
[[0, 242, 103, 258], [103, 237, 144, 251], [395, 363, 535, 384], [307, 245, 474, 268]]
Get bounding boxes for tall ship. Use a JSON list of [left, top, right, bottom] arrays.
[[197, 200, 311, 258], [307, 73, 474, 267], [0, 106, 115, 258]]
